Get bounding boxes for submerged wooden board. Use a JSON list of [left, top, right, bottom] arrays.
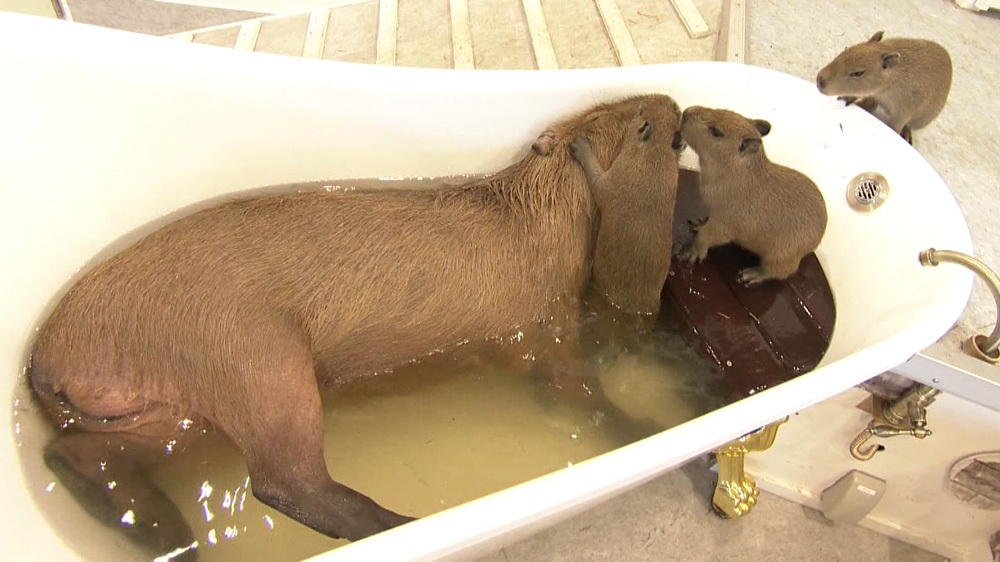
[[660, 170, 835, 400]]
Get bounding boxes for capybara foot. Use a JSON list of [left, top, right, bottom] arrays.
[[687, 216, 708, 233], [901, 126, 913, 145], [44, 435, 197, 559], [737, 266, 773, 286], [681, 242, 708, 264], [336, 506, 415, 541]]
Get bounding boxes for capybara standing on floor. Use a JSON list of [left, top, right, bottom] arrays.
[[27, 94, 684, 553], [816, 31, 952, 144]]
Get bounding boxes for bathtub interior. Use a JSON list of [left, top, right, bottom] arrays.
[[0, 13, 973, 562]]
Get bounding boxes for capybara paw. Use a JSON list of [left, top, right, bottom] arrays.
[[681, 243, 707, 264], [569, 135, 591, 162], [686, 216, 708, 233], [900, 126, 913, 145], [737, 267, 769, 286], [837, 96, 857, 106]]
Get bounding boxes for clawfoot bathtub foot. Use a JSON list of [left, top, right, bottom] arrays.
[[711, 417, 787, 519]]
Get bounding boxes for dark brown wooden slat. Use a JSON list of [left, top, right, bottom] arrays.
[[660, 170, 835, 399], [711, 244, 830, 376]]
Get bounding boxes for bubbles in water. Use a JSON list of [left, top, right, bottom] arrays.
[[107, 481, 117, 490], [44, 482, 55, 493], [120, 510, 135, 526], [207, 529, 218, 545], [262, 515, 274, 530]]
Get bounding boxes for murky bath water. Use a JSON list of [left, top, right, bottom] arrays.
[[12, 304, 727, 562]]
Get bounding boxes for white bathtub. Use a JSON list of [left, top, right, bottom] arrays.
[[0, 12, 975, 562]]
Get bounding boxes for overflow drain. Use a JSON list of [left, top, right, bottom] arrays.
[[847, 172, 889, 212]]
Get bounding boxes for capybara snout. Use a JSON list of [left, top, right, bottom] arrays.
[[28, 94, 683, 548]]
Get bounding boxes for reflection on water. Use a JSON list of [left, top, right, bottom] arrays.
[[13, 296, 726, 562]]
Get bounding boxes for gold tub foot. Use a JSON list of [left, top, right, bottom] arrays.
[[712, 417, 788, 519]]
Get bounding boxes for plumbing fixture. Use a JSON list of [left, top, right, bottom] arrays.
[[850, 384, 940, 461], [846, 172, 889, 212], [920, 248, 1000, 363]]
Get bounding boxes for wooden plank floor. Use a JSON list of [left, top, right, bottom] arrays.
[[164, 0, 725, 69]]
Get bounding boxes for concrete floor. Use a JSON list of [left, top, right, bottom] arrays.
[[6, 0, 1000, 560]]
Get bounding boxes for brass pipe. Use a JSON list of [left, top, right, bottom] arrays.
[[849, 422, 881, 461], [882, 384, 940, 427], [919, 248, 1000, 360]]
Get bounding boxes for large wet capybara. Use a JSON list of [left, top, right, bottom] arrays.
[[27, 94, 683, 552]]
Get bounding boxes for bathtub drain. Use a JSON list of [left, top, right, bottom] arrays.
[[846, 172, 889, 212]]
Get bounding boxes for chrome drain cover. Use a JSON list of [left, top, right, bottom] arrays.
[[847, 172, 889, 212]]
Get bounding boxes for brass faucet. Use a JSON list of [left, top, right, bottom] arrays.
[[849, 384, 940, 461], [920, 248, 1000, 364]]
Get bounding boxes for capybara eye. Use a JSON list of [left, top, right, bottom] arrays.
[[849, 70, 865, 78], [709, 126, 723, 138], [638, 120, 652, 141]]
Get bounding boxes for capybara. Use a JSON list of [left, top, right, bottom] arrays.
[[569, 98, 681, 315], [680, 106, 827, 285], [27, 94, 683, 552], [816, 31, 952, 144]]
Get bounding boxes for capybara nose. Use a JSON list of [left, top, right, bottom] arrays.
[[816, 76, 827, 91]]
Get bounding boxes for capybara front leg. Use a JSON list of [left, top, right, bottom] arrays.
[[682, 219, 731, 264], [43, 431, 196, 560], [230, 364, 414, 542]]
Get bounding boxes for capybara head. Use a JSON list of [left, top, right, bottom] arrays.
[[532, 94, 682, 169], [680, 105, 771, 160], [816, 31, 899, 96]]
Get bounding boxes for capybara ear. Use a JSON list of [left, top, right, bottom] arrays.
[[753, 119, 771, 137], [739, 137, 763, 155], [881, 52, 900, 69], [868, 30, 884, 43], [532, 130, 557, 156]]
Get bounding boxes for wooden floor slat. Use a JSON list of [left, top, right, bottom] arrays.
[[520, 0, 559, 69], [375, 0, 399, 65], [594, 0, 642, 65]]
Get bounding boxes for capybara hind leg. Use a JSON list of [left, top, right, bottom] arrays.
[[43, 432, 196, 560], [227, 361, 414, 541], [737, 255, 801, 286]]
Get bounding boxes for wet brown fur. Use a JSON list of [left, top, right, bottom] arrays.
[[570, 98, 681, 314], [680, 106, 828, 285], [27, 94, 679, 549], [816, 31, 952, 143]]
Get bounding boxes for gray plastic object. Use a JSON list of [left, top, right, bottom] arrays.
[[820, 469, 887, 524]]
